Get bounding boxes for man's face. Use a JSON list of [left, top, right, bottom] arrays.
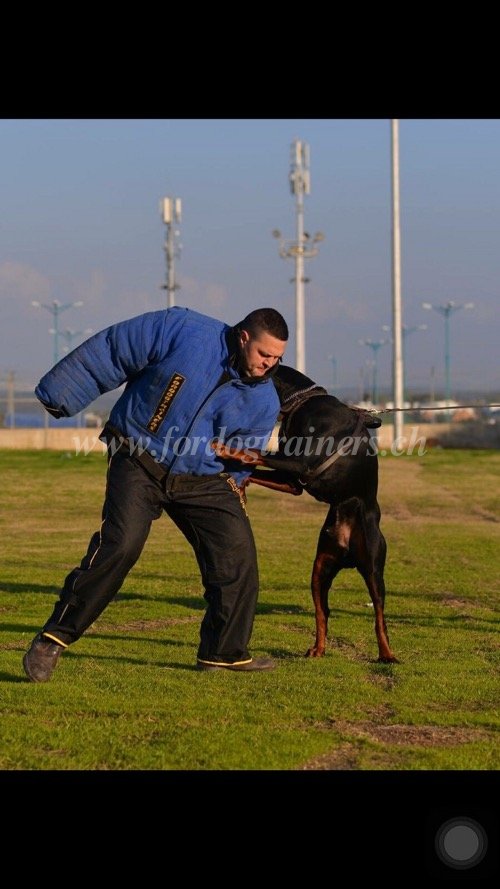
[[238, 329, 287, 378]]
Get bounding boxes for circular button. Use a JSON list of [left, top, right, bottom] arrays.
[[435, 817, 487, 869]]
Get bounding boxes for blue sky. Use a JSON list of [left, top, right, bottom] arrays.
[[1, 118, 499, 397]]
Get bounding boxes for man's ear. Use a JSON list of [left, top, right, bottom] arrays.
[[240, 329, 250, 346]]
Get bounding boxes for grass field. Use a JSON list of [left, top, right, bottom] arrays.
[[1, 448, 499, 770]]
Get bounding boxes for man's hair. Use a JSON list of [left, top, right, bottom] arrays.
[[239, 308, 289, 341]]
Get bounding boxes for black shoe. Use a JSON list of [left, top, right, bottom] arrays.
[[196, 657, 275, 672], [23, 634, 65, 682]]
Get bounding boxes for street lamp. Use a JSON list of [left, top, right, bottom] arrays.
[[422, 301, 474, 411], [60, 327, 93, 354], [382, 323, 427, 403], [358, 339, 389, 405], [32, 300, 84, 364], [272, 140, 324, 373]]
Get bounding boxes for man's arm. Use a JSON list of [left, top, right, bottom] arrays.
[[35, 308, 187, 417]]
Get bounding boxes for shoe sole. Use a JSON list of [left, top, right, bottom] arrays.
[[196, 662, 275, 672]]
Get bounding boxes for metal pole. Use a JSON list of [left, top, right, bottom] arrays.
[[391, 119, 404, 443], [62, 328, 93, 354], [373, 358, 378, 405], [166, 221, 176, 308], [273, 141, 322, 377], [295, 188, 305, 373], [403, 333, 407, 405], [53, 302, 60, 364], [161, 197, 181, 308], [444, 308, 451, 410], [32, 299, 83, 366], [399, 324, 427, 405], [358, 339, 388, 405], [422, 301, 474, 417]]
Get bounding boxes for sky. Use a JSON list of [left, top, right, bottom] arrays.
[[1, 118, 499, 400]]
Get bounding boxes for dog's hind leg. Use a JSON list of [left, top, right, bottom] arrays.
[[350, 507, 398, 663], [306, 508, 347, 658]]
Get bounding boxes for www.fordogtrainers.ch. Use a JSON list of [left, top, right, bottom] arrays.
[[71, 425, 428, 460]]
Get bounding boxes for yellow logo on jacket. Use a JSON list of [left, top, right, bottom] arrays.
[[147, 373, 186, 433]]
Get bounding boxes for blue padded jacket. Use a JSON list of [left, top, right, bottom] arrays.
[[35, 307, 281, 483]]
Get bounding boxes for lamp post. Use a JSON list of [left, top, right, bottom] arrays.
[[358, 339, 389, 405], [32, 300, 84, 364], [160, 197, 182, 307], [273, 139, 324, 373], [391, 119, 404, 443], [60, 328, 93, 354], [382, 323, 427, 404], [422, 301, 474, 412]]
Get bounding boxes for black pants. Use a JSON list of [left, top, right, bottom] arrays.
[[42, 452, 259, 663]]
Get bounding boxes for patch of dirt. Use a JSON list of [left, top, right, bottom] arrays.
[[366, 671, 398, 690], [328, 636, 371, 663], [0, 641, 26, 651], [387, 503, 414, 521], [428, 700, 498, 715], [88, 616, 200, 633], [299, 742, 360, 770], [318, 718, 492, 747], [275, 623, 310, 635], [363, 749, 409, 769], [330, 636, 357, 651], [470, 506, 500, 523], [440, 595, 471, 607], [299, 719, 494, 769], [378, 460, 429, 518], [363, 703, 397, 721]]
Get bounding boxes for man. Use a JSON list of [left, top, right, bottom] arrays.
[[23, 305, 288, 681]]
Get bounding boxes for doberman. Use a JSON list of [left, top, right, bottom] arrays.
[[215, 365, 398, 663]]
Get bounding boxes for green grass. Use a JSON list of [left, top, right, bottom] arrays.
[[1, 448, 499, 770]]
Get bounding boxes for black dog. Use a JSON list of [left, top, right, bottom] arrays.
[[216, 365, 397, 663]]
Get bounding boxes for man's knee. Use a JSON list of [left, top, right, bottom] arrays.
[[99, 523, 149, 569]]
